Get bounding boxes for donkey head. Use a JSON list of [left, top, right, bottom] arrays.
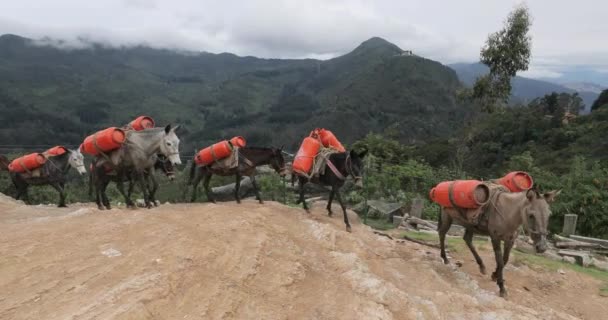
[[524, 189, 561, 253], [348, 149, 367, 188], [270, 147, 287, 177], [160, 124, 182, 166], [68, 149, 87, 175], [155, 154, 175, 181]]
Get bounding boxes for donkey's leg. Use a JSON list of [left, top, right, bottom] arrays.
[[491, 238, 507, 298], [117, 179, 134, 208], [326, 187, 335, 216], [234, 173, 242, 204], [135, 172, 151, 209], [95, 178, 105, 210], [438, 209, 452, 264], [503, 239, 514, 266], [190, 169, 202, 202], [298, 177, 309, 212], [203, 173, 215, 203], [147, 174, 159, 206], [50, 182, 67, 208], [250, 175, 264, 204], [101, 180, 111, 210], [335, 189, 351, 232], [464, 229, 486, 274]]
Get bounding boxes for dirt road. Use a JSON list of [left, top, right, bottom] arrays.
[[0, 194, 606, 319]]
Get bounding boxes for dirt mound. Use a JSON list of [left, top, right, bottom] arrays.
[[0, 197, 603, 319]]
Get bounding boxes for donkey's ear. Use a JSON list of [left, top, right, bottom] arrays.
[[544, 190, 561, 203], [526, 189, 537, 202], [164, 124, 172, 134]]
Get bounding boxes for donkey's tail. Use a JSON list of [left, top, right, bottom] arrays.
[[188, 160, 196, 185]]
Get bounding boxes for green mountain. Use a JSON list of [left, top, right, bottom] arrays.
[[449, 63, 599, 112], [0, 34, 467, 154]]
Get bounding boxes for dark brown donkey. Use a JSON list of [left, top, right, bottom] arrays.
[[188, 147, 287, 203], [438, 187, 560, 297], [295, 150, 367, 232], [89, 155, 175, 210], [0, 155, 9, 171]]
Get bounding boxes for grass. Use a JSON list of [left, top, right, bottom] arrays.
[[364, 218, 396, 231], [400, 230, 608, 296], [513, 250, 608, 281]]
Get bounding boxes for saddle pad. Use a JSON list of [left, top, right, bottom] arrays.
[[443, 183, 509, 225], [209, 148, 239, 170], [310, 148, 338, 178]]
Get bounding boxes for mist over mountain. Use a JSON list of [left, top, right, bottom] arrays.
[[0, 34, 468, 153]]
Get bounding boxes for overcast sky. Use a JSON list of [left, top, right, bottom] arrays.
[[1, 0, 607, 80]]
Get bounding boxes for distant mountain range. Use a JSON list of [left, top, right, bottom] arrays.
[[448, 63, 601, 113], [0, 34, 468, 152]]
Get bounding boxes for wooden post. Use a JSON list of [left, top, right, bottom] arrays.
[[562, 214, 578, 236]]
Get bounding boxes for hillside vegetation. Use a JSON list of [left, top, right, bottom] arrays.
[[0, 34, 466, 153]]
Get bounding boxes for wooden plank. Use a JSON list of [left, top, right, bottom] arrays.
[[569, 235, 608, 247], [555, 241, 604, 249]]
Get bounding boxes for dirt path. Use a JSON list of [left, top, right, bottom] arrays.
[[0, 194, 605, 319]]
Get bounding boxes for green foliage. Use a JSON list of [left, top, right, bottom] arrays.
[[0, 35, 466, 155], [591, 89, 608, 111], [473, 5, 532, 110]]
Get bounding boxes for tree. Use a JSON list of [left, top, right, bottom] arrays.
[[591, 89, 608, 111], [473, 5, 532, 112]]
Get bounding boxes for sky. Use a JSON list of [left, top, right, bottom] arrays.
[[1, 0, 607, 82]]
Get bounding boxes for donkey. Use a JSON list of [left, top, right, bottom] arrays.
[[295, 150, 367, 232], [438, 188, 561, 298], [94, 125, 181, 209], [10, 150, 86, 207], [89, 155, 175, 210], [0, 155, 9, 171], [188, 147, 286, 203]]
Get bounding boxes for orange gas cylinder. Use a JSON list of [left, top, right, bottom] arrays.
[[8, 153, 47, 173], [430, 180, 490, 209], [292, 137, 322, 175], [316, 128, 346, 152], [45, 146, 67, 157], [195, 140, 233, 166], [81, 127, 126, 156], [129, 116, 155, 131], [230, 136, 246, 148], [497, 171, 533, 192]]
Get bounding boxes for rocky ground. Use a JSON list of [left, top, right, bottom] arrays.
[[0, 193, 606, 319]]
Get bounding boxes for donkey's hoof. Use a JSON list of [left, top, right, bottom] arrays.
[[327, 210, 333, 217], [480, 266, 487, 275], [58, 204, 68, 208], [258, 200, 265, 204], [98, 206, 105, 211], [346, 225, 352, 233], [499, 290, 508, 298], [491, 272, 498, 282]]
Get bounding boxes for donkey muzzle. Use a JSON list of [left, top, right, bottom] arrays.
[[534, 238, 548, 254], [354, 178, 363, 188]]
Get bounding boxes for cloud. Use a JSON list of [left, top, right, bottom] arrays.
[[0, 0, 607, 80]]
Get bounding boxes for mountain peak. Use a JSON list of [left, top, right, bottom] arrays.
[[352, 37, 403, 55], [0, 34, 28, 44]]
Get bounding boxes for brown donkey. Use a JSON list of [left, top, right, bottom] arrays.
[[438, 187, 560, 298]]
